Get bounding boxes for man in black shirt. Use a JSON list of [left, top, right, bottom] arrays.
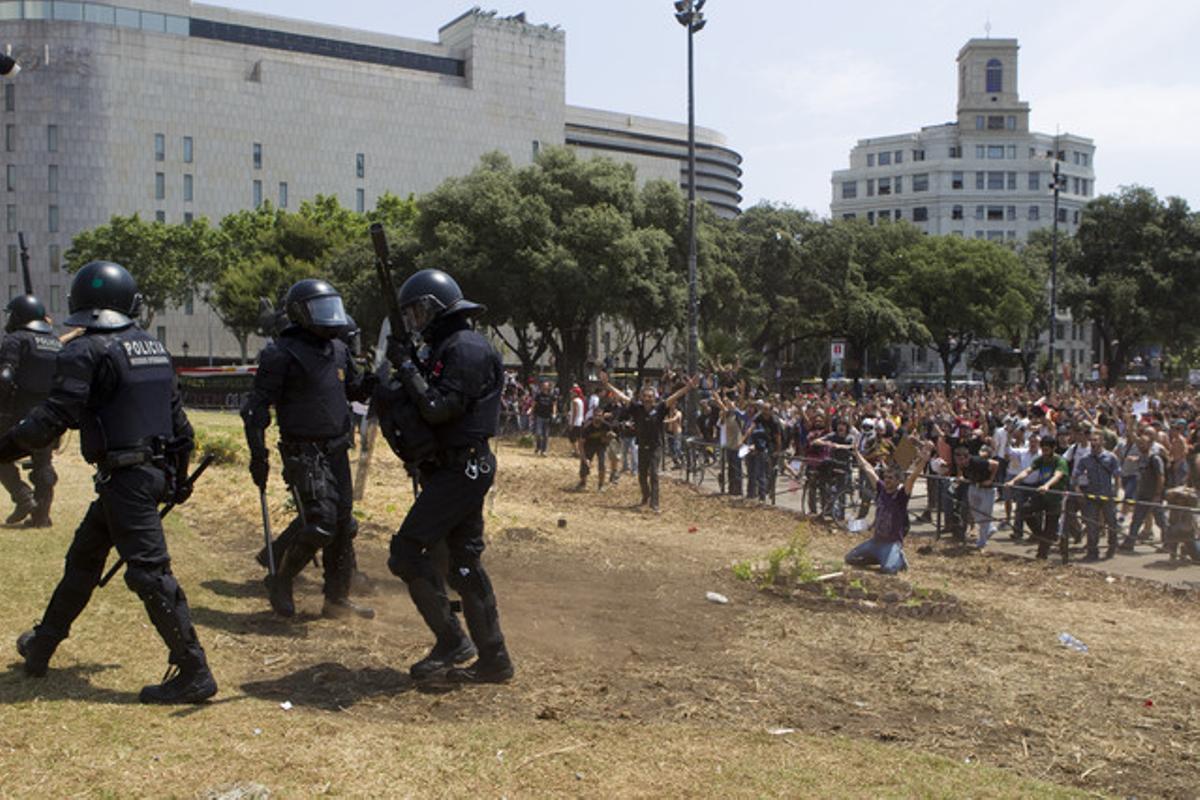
[[740, 402, 782, 501], [605, 375, 695, 512], [577, 409, 616, 490], [531, 380, 555, 456]]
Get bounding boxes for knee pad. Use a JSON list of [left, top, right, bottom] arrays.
[[123, 561, 174, 600], [30, 465, 57, 489], [388, 536, 428, 583], [447, 556, 493, 599], [299, 522, 335, 548]]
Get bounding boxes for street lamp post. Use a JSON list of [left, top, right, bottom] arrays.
[[673, 0, 705, 428], [1047, 154, 1065, 388]]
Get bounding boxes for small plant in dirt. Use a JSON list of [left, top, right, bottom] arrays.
[[731, 560, 754, 582], [765, 532, 821, 586], [194, 429, 244, 465]]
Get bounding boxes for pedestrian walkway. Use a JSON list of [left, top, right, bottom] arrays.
[[667, 462, 1200, 590]]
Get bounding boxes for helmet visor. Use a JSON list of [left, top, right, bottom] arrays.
[[401, 295, 443, 335], [305, 295, 348, 329]]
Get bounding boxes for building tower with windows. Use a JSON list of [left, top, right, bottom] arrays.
[[830, 38, 1096, 381]]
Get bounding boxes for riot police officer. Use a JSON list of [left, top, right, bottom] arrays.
[[0, 261, 215, 704], [380, 268, 513, 684], [241, 279, 375, 620], [0, 295, 61, 526]]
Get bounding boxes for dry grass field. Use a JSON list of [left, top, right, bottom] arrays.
[[0, 410, 1197, 798]]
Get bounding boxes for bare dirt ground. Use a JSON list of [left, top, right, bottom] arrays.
[[1, 416, 1198, 798]]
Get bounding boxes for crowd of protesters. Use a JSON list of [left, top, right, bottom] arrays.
[[500, 362, 1200, 572]]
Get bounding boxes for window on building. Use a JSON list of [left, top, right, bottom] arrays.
[[866, 179, 875, 197], [48, 285, 60, 313], [1029, 147, 1038, 159], [1080, 153, 1090, 167], [894, 176, 902, 194], [183, 173, 193, 202], [866, 153, 875, 167], [842, 213, 856, 221], [913, 149, 925, 161], [253, 179, 263, 208], [356, 152, 365, 178], [47, 164, 57, 193], [841, 181, 856, 200], [52, 1, 83, 20], [975, 171, 985, 190], [878, 210, 890, 222], [6, 244, 14, 271], [156, 326, 167, 346], [1056, 323, 1066, 340], [1072, 177, 1080, 195], [986, 58, 1002, 93], [5, 164, 13, 192], [878, 151, 891, 166], [987, 115, 1005, 130], [48, 243, 59, 272], [893, 150, 903, 164], [1006, 116, 1016, 131], [1007, 172, 1017, 190], [278, 181, 288, 208], [1057, 207, 1068, 223], [952, 205, 963, 220], [1073, 151, 1080, 165], [5, 204, 14, 232], [1029, 172, 1040, 191], [1073, 209, 1080, 224], [114, 7, 139, 26], [183, 136, 193, 163], [5, 124, 13, 152], [47, 124, 57, 152], [253, 142, 262, 169], [154, 132, 165, 161], [3, 83, 12, 113], [952, 171, 964, 189], [6, 285, 14, 300], [184, 292, 194, 315], [355, 188, 365, 213], [974, 231, 985, 239], [877, 177, 891, 196], [912, 173, 929, 192], [155, 172, 165, 200], [987, 145, 1004, 159], [949, 145, 962, 158], [987, 206, 1004, 221], [1028, 206, 1040, 221], [1007, 205, 1016, 221], [987, 230, 1004, 242], [913, 207, 928, 222], [155, 210, 165, 223], [975, 145, 985, 160], [48, 204, 58, 232], [987, 171, 1004, 190], [1007, 145, 1017, 159], [183, 211, 194, 224], [1006, 230, 1017, 241], [866, 211, 875, 224], [975, 116, 985, 130], [974, 205, 984, 220]]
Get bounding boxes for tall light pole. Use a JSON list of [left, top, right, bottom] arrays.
[[1047, 151, 1065, 388], [674, 0, 705, 426]]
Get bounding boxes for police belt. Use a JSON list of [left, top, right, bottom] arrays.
[[278, 431, 351, 456], [97, 447, 160, 472], [431, 441, 490, 470]]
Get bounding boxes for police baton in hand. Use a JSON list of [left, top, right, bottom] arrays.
[[98, 453, 217, 588], [259, 487, 276, 577]]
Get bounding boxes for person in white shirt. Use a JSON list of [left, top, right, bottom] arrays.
[[1005, 424, 1037, 542]]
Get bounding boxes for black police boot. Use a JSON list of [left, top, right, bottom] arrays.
[[25, 487, 52, 528], [410, 637, 477, 680], [264, 545, 311, 618], [449, 566, 514, 684], [16, 627, 61, 677], [446, 651, 514, 684], [138, 655, 217, 705], [6, 492, 36, 525], [321, 597, 376, 620]]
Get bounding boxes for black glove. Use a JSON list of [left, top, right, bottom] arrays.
[[385, 335, 414, 372], [173, 476, 194, 505], [0, 431, 25, 463], [249, 452, 269, 489]]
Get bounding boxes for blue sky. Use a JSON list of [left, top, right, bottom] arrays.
[[216, 1, 1200, 215]]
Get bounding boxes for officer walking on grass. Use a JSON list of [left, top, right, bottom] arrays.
[[0, 261, 215, 703], [241, 279, 376, 620], [0, 294, 61, 527], [379, 268, 513, 684]]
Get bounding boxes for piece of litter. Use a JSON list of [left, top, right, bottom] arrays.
[[1143, 699, 1154, 708], [687, 526, 699, 533], [852, 701, 868, 708], [814, 571, 844, 582], [847, 518, 869, 533], [253, 728, 262, 736], [1058, 632, 1089, 653], [1105, 576, 1116, 584], [767, 727, 796, 735], [706, 591, 729, 604], [280, 701, 293, 711]]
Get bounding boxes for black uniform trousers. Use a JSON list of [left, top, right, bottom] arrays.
[[37, 464, 204, 666], [389, 449, 506, 660], [276, 437, 356, 601], [637, 443, 660, 509], [0, 444, 55, 508]]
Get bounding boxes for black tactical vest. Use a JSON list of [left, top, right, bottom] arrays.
[[428, 328, 502, 449], [79, 327, 175, 462], [11, 330, 62, 417], [374, 372, 438, 465], [273, 333, 350, 441]]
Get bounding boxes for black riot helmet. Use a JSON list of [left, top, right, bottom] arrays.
[[66, 261, 142, 330], [5, 294, 51, 334], [284, 278, 348, 339], [396, 268, 484, 337], [339, 313, 362, 357]]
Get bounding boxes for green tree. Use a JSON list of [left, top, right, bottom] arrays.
[[893, 236, 1035, 391], [210, 254, 312, 361]]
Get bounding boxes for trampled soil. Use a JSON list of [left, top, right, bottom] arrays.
[[177, 438, 1200, 799]]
